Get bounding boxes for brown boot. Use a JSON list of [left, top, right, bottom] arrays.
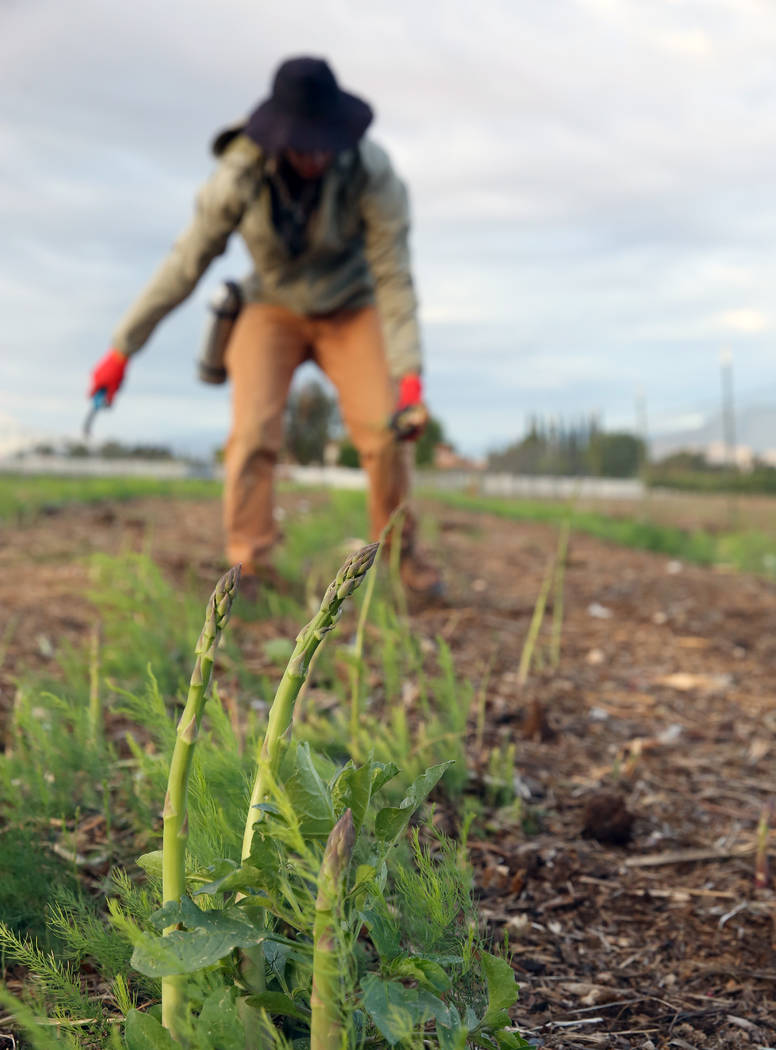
[[399, 548, 445, 603], [237, 563, 289, 603]]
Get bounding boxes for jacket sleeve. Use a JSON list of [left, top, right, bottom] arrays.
[[111, 137, 262, 356], [359, 140, 423, 379]]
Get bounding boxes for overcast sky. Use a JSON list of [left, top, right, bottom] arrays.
[[2, 0, 775, 458]]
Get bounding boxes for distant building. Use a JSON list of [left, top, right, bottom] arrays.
[[704, 440, 754, 471], [432, 443, 486, 471]]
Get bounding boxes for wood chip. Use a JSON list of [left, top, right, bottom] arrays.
[[624, 844, 754, 868]]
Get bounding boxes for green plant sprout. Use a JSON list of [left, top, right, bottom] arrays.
[[348, 507, 406, 759], [238, 543, 378, 1047], [518, 521, 571, 685], [161, 566, 241, 1039]]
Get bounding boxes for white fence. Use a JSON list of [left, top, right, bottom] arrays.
[[1, 455, 646, 500], [423, 471, 645, 500]]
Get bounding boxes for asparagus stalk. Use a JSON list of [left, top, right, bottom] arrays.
[[517, 554, 555, 686], [237, 546, 377, 1049], [161, 566, 240, 1042], [310, 809, 355, 1050], [550, 520, 571, 671], [241, 543, 378, 861], [349, 507, 404, 758]]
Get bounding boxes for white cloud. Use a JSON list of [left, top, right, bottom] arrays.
[[2, 0, 776, 456], [714, 309, 770, 333]]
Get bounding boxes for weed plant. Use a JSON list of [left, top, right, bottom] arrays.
[[1, 546, 527, 1050]]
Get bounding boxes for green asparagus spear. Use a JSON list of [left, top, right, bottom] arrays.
[[237, 545, 377, 1050], [241, 543, 378, 861], [161, 566, 240, 1041], [310, 809, 355, 1050]]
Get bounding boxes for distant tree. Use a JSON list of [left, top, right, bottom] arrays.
[[284, 380, 341, 464], [337, 439, 360, 469], [488, 416, 644, 478], [414, 416, 446, 467], [97, 441, 174, 460], [656, 450, 710, 472], [587, 431, 645, 478], [65, 442, 90, 458], [336, 415, 449, 469]]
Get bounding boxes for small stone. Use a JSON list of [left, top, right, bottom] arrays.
[[582, 789, 634, 845]]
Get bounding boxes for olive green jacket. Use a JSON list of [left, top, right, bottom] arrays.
[[111, 134, 422, 378]]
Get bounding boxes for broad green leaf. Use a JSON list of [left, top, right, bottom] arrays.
[[124, 1009, 176, 1050], [285, 742, 335, 837], [374, 762, 453, 842], [360, 976, 415, 1046], [359, 904, 401, 962], [263, 938, 292, 981], [493, 1028, 532, 1048], [245, 991, 311, 1022], [437, 1008, 468, 1050], [132, 898, 265, 976], [349, 863, 377, 897], [481, 952, 518, 1025], [465, 1005, 479, 1031], [361, 975, 450, 1046], [194, 988, 245, 1050], [388, 955, 452, 995], [136, 851, 163, 879], [370, 760, 400, 796], [193, 863, 271, 900], [330, 761, 373, 832]]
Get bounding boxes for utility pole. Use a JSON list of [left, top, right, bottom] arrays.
[[719, 348, 738, 529], [719, 348, 737, 469], [635, 387, 650, 514], [635, 387, 649, 470]]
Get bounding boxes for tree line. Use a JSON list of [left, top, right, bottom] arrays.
[[486, 417, 645, 478]]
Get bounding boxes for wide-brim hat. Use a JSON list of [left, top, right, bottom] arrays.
[[243, 56, 373, 154]]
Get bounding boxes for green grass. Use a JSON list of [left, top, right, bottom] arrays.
[[423, 488, 776, 577], [0, 474, 221, 521]]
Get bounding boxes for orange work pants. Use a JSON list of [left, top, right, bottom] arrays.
[[223, 303, 409, 571]]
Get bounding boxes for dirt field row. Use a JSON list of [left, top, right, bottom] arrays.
[[2, 493, 776, 1048]]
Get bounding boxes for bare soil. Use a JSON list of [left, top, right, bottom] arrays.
[[2, 492, 775, 1049]]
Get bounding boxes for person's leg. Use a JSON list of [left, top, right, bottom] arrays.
[[313, 307, 442, 598], [312, 306, 408, 540], [223, 304, 308, 571]]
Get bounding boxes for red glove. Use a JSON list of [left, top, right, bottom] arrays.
[[390, 373, 429, 441], [89, 349, 128, 405], [397, 373, 423, 411]]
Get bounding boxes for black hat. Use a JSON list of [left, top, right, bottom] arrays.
[[244, 57, 373, 154]]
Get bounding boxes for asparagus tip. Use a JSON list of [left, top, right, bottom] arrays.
[[333, 542, 380, 601], [317, 809, 356, 908]]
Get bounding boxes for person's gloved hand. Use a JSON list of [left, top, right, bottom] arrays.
[[89, 349, 128, 405], [390, 373, 429, 441]]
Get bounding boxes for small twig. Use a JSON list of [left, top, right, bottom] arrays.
[[624, 843, 755, 868]]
